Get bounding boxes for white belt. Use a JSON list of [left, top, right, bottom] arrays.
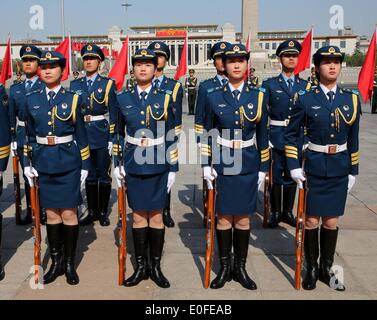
[[36, 135, 74, 146], [308, 142, 347, 155], [126, 136, 165, 147], [17, 119, 25, 127], [84, 115, 107, 122], [217, 135, 256, 150], [270, 119, 290, 127]]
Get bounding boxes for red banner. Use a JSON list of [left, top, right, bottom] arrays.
[[156, 30, 187, 38]]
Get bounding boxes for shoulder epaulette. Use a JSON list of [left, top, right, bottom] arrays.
[[207, 86, 222, 94]]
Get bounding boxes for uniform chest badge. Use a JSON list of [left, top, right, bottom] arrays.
[[16, 91, 21, 94], [343, 105, 350, 111], [247, 103, 254, 109], [154, 103, 160, 109], [33, 106, 40, 109], [62, 103, 68, 109], [218, 104, 227, 108], [275, 90, 283, 94], [98, 88, 103, 93], [125, 105, 133, 109], [311, 106, 321, 110]]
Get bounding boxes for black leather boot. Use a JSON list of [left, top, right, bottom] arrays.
[[43, 223, 64, 284], [124, 227, 149, 287], [210, 229, 232, 289], [268, 184, 282, 228], [0, 214, 5, 281], [163, 192, 175, 228], [319, 227, 345, 291], [232, 229, 257, 290], [62, 224, 80, 285], [281, 185, 297, 227], [18, 182, 32, 225], [98, 182, 111, 227], [302, 228, 319, 290], [79, 182, 98, 226], [149, 227, 170, 288]]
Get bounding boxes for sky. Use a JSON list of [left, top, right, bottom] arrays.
[[0, 0, 376, 42]]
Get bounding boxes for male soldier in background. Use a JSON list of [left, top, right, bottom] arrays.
[[185, 69, 198, 115]]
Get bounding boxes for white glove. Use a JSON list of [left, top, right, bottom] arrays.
[[348, 175, 356, 193], [290, 168, 306, 189], [258, 172, 266, 191], [80, 170, 88, 188], [108, 142, 113, 157], [114, 166, 126, 188], [203, 166, 218, 190], [11, 141, 17, 157], [24, 166, 39, 187], [167, 172, 176, 194], [269, 141, 274, 149]]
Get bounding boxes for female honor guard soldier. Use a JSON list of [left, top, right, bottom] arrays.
[[24, 51, 90, 285], [0, 84, 11, 281], [201, 44, 269, 290], [262, 40, 311, 229], [285, 46, 360, 291], [147, 41, 183, 229], [70, 44, 118, 227], [9, 45, 45, 225], [113, 49, 178, 288]]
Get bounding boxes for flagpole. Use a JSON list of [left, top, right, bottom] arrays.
[[68, 32, 72, 76], [61, 0, 65, 40], [9, 33, 13, 77], [310, 26, 314, 68]]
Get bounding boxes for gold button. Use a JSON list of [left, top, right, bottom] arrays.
[[48, 132, 52, 135], [141, 121, 145, 125], [331, 123, 335, 127], [48, 122, 52, 126], [330, 134, 335, 138], [141, 111, 145, 115], [235, 111, 239, 115], [331, 113, 335, 117], [235, 121, 239, 125], [288, 116, 291, 119], [141, 132, 145, 136], [289, 107, 292, 110], [48, 111, 51, 116]]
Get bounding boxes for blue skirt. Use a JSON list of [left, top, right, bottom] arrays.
[[216, 172, 258, 216], [38, 168, 82, 209], [126, 171, 168, 212], [306, 174, 348, 217]]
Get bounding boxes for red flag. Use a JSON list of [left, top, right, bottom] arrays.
[[295, 28, 313, 75], [174, 34, 188, 80], [245, 32, 251, 81], [0, 35, 13, 85], [102, 47, 110, 57], [358, 30, 377, 103], [109, 36, 129, 91], [111, 50, 119, 60], [55, 36, 71, 81]]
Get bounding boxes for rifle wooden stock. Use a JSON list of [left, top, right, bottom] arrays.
[[204, 183, 216, 289], [12, 156, 22, 225], [295, 186, 306, 290], [30, 182, 41, 284], [118, 185, 127, 286]]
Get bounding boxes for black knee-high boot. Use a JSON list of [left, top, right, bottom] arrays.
[[149, 227, 170, 288], [124, 227, 149, 287], [0, 214, 4, 281], [43, 223, 64, 284], [268, 184, 282, 228], [210, 229, 232, 289], [98, 182, 111, 227], [302, 228, 319, 290], [282, 185, 297, 227], [19, 182, 32, 225], [79, 182, 98, 226], [319, 227, 345, 291], [62, 224, 79, 285], [163, 192, 175, 228], [232, 229, 257, 290]]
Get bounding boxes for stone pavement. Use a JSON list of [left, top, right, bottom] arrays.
[[0, 102, 377, 300]]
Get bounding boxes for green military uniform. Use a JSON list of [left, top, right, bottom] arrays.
[[186, 75, 198, 115]]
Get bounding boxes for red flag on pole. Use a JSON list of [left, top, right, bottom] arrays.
[[358, 29, 377, 103], [174, 34, 188, 80], [245, 32, 251, 81], [108, 36, 129, 91], [55, 36, 72, 81], [0, 34, 13, 85], [102, 47, 110, 58], [295, 28, 313, 75]]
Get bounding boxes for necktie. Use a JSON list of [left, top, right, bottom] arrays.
[[232, 90, 240, 102], [48, 91, 56, 106], [327, 91, 335, 105], [287, 79, 294, 94], [140, 91, 148, 107], [221, 79, 228, 87], [154, 79, 160, 89], [87, 79, 93, 93], [25, 80, 32, 93]]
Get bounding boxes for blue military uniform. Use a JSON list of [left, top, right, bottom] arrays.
[[0, 83, 10, 281], [148, 41, 184, 228], [70, 43, 118, 226], [262, 39, 311, 228], [8, 45, 44, 225], [195, 41, 230, 144], [285, 46, 357, 292]]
